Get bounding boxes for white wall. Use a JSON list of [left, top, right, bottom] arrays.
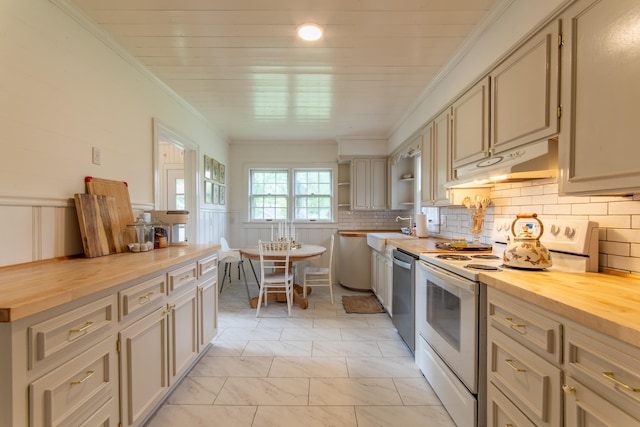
[[0, 0, 229, 266]]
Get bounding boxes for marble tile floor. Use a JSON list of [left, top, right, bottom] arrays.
[[145, 277, 456, 427]]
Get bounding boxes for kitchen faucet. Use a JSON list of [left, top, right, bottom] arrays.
[[396, 216, 413, 233]]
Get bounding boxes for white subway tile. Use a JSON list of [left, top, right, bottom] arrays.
[[571, 203, 608, 215], [588, 215, 630, 229], [600, 241, 630, 256], [609, 200, 640, 215], [521, 186, 544, 196], [606, 228, 640, 243], [631, 244, 640, 258], [543, 204, 572, 215], [607, 254, 640, 273]]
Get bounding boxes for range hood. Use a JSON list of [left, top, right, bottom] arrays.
[[450, 139, 558, 188]]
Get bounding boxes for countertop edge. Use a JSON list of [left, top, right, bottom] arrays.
[[480, 271, 640, 349]]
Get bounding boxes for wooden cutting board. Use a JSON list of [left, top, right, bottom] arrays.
[[85, 176, 134, 250], [74, 194, 123, 257]]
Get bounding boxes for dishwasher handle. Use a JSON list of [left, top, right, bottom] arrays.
[[393, 257, 413, 270]]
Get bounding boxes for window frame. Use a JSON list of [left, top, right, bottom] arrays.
[[248, 165, 336, 223]]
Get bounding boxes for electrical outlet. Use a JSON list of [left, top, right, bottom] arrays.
[[92, 146, 102, 165]]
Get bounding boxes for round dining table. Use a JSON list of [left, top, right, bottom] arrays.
[[239, 244, 326, 310]]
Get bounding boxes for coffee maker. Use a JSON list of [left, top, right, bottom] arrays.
[[148, 210, 190, 245]]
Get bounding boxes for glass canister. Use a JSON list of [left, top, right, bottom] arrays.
[[126, 217, 154, 252], [152, 217, 170, 249]]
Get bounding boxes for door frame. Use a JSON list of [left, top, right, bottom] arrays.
[[153, 119, 199, 243]]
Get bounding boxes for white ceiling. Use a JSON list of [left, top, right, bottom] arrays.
[[65, 0, 500, 142]]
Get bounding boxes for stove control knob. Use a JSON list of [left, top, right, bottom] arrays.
[[564, 226, 576, 238], [550, 224, 560, 235]]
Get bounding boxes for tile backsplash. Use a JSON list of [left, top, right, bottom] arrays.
[[338, 208, 413, 231], [437, 178, 640, 275]]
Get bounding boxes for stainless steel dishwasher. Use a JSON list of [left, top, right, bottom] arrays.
[[392, 248, 418, 352]]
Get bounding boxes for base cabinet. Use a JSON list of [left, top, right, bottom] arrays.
[[0, 248, 218, 427], [487, 287, 640, 427], [370, 248, 393, 314], [119, 306, 169, 427]]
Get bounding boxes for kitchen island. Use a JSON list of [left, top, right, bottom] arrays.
[[0, 244, 220, 427]]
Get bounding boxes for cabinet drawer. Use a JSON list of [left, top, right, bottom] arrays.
[[29, 337, 117, 427], [565, 326, 640, 419], [167, 262, 197, 294], [488, 289, 562, 364], [197, 254, 218, 278], [28, 295, 114, 370], [487, 381, 536, 427], [118, 274, 166, 321], [75, 398, 118, 427], [489, 328, 562, 427], [564, 374, 640, 426]]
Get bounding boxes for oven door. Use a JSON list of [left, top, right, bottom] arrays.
[[416, 260, 479, 392]]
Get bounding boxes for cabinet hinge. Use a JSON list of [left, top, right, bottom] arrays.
[[116, 338, 121, 353], [558, 32, 564, 47], [557, 105, 562, 119]]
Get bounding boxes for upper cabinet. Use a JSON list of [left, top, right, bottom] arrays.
[[451, 76, 491, 170], [491, 21, 560, 154], [558, 0, 640, 195], [422, 109, 452, 206], [451, 21, 560, 176], [352, 158, 387, 210]]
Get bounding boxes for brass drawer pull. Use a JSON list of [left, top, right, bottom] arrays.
[[70, 370, 95, 386], [68, 321, 94, 340], [505, 317, 527, 334], [602, 371, 640, 393], [139, 292, 154, 304], [505, 359, 526, 372], [204, 262, 215, 270], [179, 274, 191, 282], [562, 384, 576, 395]]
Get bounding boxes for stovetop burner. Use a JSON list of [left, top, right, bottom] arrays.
[[472, 254, 501, 260], [437, 254, 472, 261], [464, 263, 502, 271]]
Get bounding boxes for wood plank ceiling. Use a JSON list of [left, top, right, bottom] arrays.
[[65, 0, 500, 142]]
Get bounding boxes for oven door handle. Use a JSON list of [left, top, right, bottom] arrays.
[[393, 258, 413, 270], [418, 261, 478, 295]]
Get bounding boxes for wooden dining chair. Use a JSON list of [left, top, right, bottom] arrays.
[[303, 234, 335, 304], [256, 240, 294, 317]]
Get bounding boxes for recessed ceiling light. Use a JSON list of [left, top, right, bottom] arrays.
[[297, 23, 323, 41]]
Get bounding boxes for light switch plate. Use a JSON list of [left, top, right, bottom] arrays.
[[92, 146, 101, 165]]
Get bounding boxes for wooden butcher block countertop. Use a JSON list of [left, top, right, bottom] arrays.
[[480, 270, 640, 348], [0, 244, 219, 322], [389, 237, 451, 254]]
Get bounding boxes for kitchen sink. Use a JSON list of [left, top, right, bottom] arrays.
[[367, 232, 415, 252]]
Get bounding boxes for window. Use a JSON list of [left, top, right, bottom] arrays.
[[250, 169, 288, 220], [249, 167, 334, 222], [294, 169, 332, 221]]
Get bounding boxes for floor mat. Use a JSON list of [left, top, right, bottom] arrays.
[[342, 294, 385, 314]]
